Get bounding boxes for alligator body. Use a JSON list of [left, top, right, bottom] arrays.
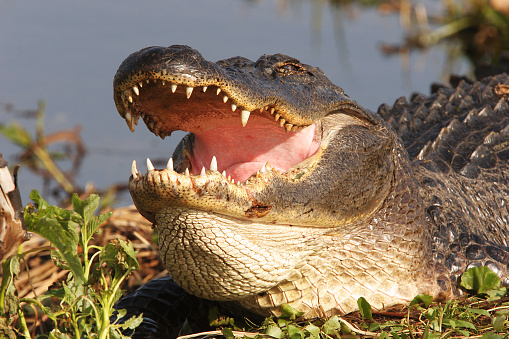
[[113, 45, 509, 327]]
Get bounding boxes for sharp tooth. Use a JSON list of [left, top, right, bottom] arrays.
[[210, 156, 218, 171], [240, 110, 250, 127], [210, 155, 217, 172], [270, 108, 275, 114], [162, 81, 166, 85], [146, 79, 150, 84], [139, 82, 143, 88], [275, 113, 280, 121], [133, 86, 140, 96], [147, 158, 155, 172], [285, 123, 293, 133], [186, 87, 193, 99], [222, 170, 226, 177], [185, 168, 190, 176], [223, 96, 228, 103], [216, 88, 221, 95], [265, 161, 272, 170], [125, 112, 135, 132], [260, 108, 264, 113], [131, 160, 139, 179], [128, 95, 133, 103], [166, 158, 174, 170], [231, 104, 237, 111], [279, 119, 286, 127], [260, 164, 267, 173], [203, 86, 208, 92], [200, 167, 206, 176], [171, 84, 177, 93]]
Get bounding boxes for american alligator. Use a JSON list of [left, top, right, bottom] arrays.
[[113, 45, 509, 336]]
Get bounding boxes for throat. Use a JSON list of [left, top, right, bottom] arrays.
[[189, 122, 320, 182]]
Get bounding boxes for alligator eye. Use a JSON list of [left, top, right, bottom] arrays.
[[276, 62, 305, 75]]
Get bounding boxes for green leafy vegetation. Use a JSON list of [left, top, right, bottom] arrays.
[[0, 191, 141, 338], [204, 266, 509, 338]]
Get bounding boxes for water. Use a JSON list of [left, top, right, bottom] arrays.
[[0, 0, 470, 206]]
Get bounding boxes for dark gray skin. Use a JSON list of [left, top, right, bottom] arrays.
[[113, 45, 509, 337]]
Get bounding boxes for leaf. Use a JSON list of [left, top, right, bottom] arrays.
[[0, 317, 17, 339], [280, 303, 304, 320], [460, 266, 500, 294], [49, 329, 72, 339], [369, 322, 381, 331], [28, 190, 50, 210], [410, 294, 433, 308], [0, 121, 32, 148], [72, 193, 100, 227], [25, 191, 84, 285], [466, 307, 490, 317], [264, 323, 285, 339], [29, 215, 85, 285], [321, 316, 341, 335], [120, 314, 144, 330], [109, 328, 123, 339], [118, 239, 139, 271], [492, 315, 506, 332], [452, 319, 476, 330], [495, 309, 509, 316], [277, 318, 291, 328], [304, 324, 320, 339], [4, 282, 19, 316], [357, 297, 372, 320], [485, 286, 507, 300], [288, 324, 304, 339], [221, 328, 234, 339], [481, 332, 505, 339]]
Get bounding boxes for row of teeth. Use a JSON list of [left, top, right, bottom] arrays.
[[120, 78, 302, 134], [131, 156, 275, 185]]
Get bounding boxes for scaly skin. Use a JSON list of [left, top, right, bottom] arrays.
[[113, 45, 509, 318]]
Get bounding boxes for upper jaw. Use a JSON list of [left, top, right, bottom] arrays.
[[113, 45, 355, 138], [114, 80, 310, 138]]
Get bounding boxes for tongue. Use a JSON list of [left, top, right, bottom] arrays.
[[190, 118, 319, 182]]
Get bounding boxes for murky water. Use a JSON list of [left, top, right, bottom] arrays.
[[0, 0, 470, 205]]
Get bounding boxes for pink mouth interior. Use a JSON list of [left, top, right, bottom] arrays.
[[131, 84, 320, 181], [188, 115, 319, 182]]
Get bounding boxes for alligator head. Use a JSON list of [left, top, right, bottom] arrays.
[[113, 45, 438, 317]]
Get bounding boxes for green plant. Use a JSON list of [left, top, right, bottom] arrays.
[[205, 267, 509, 339], [0, 190, 142, 338]]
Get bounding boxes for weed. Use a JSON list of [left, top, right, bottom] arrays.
[[0, 191, 142, 338]]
